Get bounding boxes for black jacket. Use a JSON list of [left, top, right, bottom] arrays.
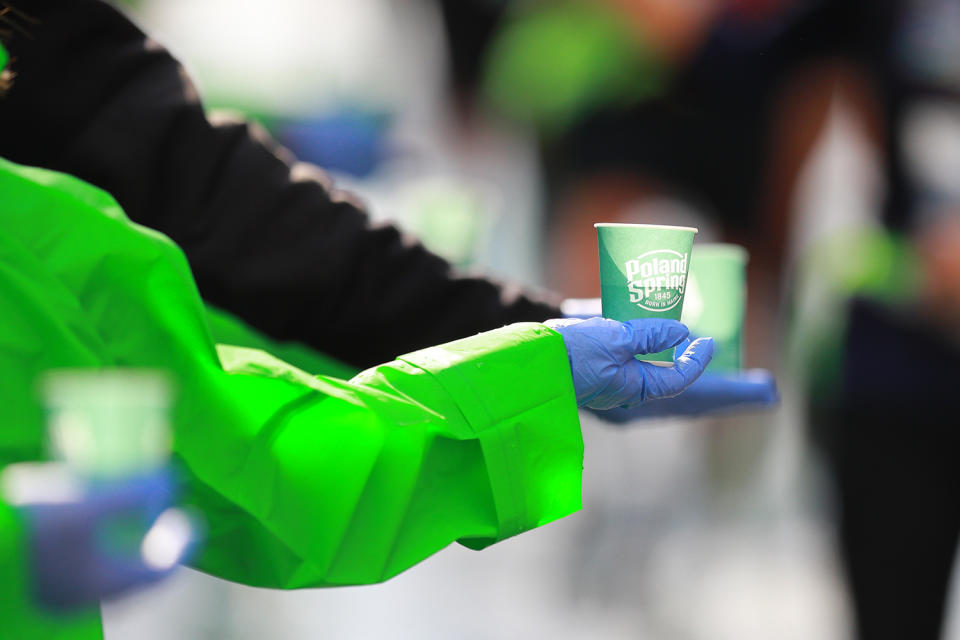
[[0, 0, 561, 368]]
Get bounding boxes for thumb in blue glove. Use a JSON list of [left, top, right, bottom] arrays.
[[544, 317, 714, 410], [20, 471, 194, 613]]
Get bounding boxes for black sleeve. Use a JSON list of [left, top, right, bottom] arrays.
[[0, 0, 561, 368]]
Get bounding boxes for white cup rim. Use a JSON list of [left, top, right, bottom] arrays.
[[594, 223, 699, 233]]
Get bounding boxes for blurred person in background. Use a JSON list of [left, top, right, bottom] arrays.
[[470, 0, 960, 637]]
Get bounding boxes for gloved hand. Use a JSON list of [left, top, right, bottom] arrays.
[[20, 471, 192, 612], [545, 317, 714, 410], [595, 368, 779, 423]]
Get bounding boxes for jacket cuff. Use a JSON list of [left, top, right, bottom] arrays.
[[399, 323, 582, 545]]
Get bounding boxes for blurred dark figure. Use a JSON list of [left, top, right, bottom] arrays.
[[439, 0, 960, 638], [436, 0, 509, 105]]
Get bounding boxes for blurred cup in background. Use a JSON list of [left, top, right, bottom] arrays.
[[681, 244, 749, 372], [43, 369, 173, 480]]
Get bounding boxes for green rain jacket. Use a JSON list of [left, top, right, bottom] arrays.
[[0, 157, 583, 635]]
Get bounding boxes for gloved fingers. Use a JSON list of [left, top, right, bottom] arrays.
[[625, 367, 774, 418], [595, 367, 663, 411], [693, 369, 779, 405], [139, 507, 198, 571], [587, 366, 775, 423], [583, 373, 639, 410], [670, 337, 715, 389], [98, 507, 196, 600], [620, 337, 714, 406], [672, 337, 692, 359], [623, 318, 690, 355]]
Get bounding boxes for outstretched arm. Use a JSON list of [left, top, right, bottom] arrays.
[[0, 158, 582, 589], [0, 0, 561, 369]]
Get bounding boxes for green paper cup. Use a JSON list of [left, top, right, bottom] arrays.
[[680, 244, 748, 373], [595, 223, 698, 364]]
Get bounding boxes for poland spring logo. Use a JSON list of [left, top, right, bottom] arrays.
[[625, 249, 689, 312]]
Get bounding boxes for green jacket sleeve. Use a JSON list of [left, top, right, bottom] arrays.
[[187, 323, 580, 588], [0, 157, 583, 590], [204, 304, 360, 380]]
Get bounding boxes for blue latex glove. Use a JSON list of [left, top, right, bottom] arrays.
[[545, 317, 714, 410], [21, 472, 191, 612], [595, 368, 779, 423]]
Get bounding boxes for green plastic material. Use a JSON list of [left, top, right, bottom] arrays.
[[596, 223, 697, 363], [0, 157, 583, 631], [0, 41, 8, 73], [203, 305, 360, 380], [680, 244, 748, 372]]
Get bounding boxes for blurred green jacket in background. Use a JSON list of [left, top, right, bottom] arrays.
[[0, 156, 583, 635]]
